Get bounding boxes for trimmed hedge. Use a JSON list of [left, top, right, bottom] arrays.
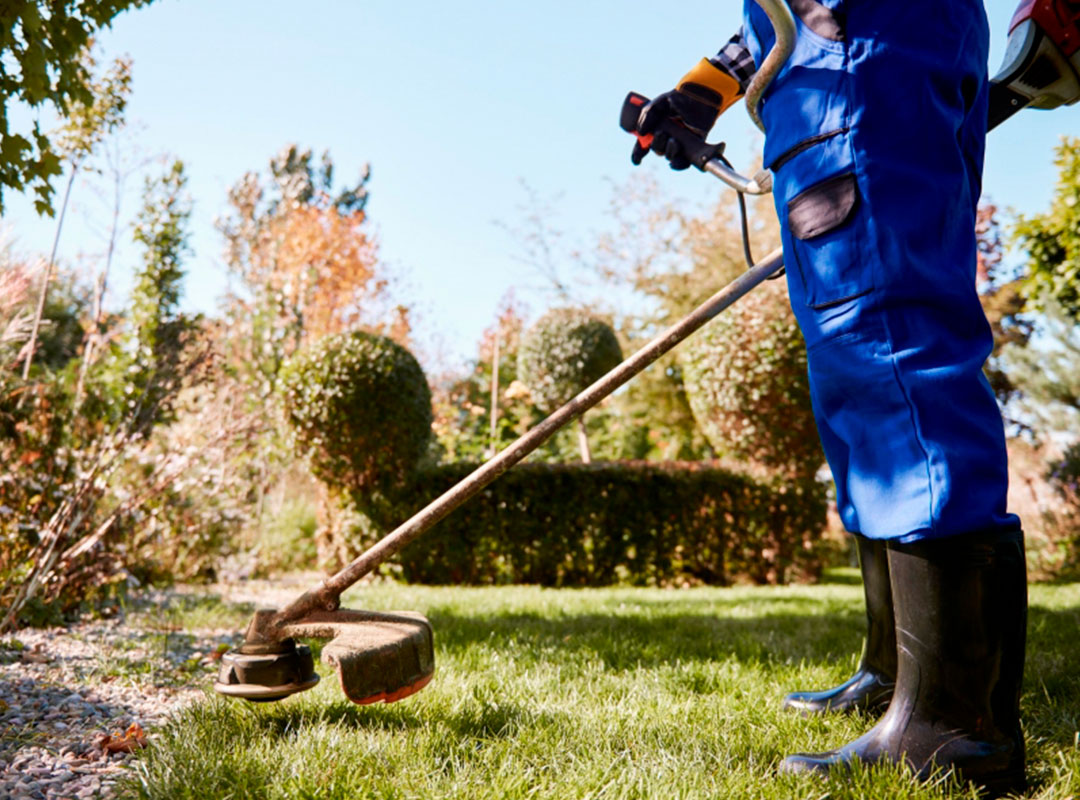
[[358, 462, 826, 586]]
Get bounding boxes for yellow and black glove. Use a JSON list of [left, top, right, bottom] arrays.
[[632, 59, 744, 170]]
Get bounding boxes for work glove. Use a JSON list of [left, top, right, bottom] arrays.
[[632, 59, 744, 170]]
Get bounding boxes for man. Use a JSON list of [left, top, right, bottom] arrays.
[[632, 1, 1027, 795]]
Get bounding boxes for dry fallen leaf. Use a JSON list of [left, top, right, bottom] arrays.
[[100, 723, 148, 754], [20, 648, 50, 664]]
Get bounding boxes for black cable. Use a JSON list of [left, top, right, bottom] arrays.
[[719, 152, 784, 279], [736, 191, 754, 268], [718, 153, 756, 269]]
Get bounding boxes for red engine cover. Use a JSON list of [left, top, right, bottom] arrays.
[[1011, 0, 1080, 56]]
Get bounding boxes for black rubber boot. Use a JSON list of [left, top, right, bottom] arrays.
[[783, 535, 897, 714], [781, 528, 1028, 798]]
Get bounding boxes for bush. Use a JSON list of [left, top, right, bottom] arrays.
[[340, 462, 826, 586], [518, 308, 623, 411], [280, 331, 432, 493], [680, 281, 822, 479]]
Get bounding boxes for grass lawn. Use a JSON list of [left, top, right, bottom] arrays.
[[120, 574, 1080, 799]]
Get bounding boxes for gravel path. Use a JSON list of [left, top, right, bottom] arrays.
[[0, 581, 285, 800]]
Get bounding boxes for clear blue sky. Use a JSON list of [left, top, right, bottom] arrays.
[[3, 0, 1077, 368]]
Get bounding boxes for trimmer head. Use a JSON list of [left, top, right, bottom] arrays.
[[214, 609, 435, 706], [214, 638, 320, 702]]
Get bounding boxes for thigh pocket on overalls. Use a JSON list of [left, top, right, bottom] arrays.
[[786, 171, 871, 310]]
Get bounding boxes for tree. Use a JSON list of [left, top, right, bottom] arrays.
[[217, 145, 405, 399], [1015, 137, 1080, 322], [976, 202, 1033, 407], [103, 159, 196, 435], [1002, 300, 1080, 435], [432, 298, 649, 465], [518, 308, 623, 463], [280, 330, 432, 567], [21, 51, 133, 380], [0, 1, 151, 215]]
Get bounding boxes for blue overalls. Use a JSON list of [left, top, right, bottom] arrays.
[[741, 0, 1020, 541]]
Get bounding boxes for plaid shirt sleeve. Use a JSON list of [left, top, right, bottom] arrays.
[[708, 28, 756, 93]]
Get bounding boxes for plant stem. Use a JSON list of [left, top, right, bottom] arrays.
[[488, 333, 500, 458], [577, 415, 591, 464], [22, 163, 80, 381]]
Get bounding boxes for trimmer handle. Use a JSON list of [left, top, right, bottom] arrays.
[[619, 92, 728, 171], [620, 92, 773, 195]]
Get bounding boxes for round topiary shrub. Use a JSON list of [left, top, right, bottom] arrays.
[[518, 308, 623, 411], [280, 331, 432, 493], [518, 308, 623, 462], [679, 281, 823, 479]]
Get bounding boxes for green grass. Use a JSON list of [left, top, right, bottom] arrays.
[[120, 578, 1080, 800]]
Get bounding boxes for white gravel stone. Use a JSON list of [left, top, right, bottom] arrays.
[[0, 585, 262, 800]]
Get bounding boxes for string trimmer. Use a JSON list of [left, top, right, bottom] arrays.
[[214, 0, 1080, 706]]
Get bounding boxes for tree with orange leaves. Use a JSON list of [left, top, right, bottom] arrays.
[[218, 145, 409, 398]]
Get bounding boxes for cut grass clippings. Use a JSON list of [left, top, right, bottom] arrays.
[[119, 576, 1080, 799]]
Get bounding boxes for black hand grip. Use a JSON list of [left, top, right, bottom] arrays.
[[620, 91, 727, 170]]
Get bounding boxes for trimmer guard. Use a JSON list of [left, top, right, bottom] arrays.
[[292, 609, 436, 705]]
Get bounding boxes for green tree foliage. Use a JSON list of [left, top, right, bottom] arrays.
[[264, 144, 369, 215], [1002, 143, 1080, 436], [96, 160, 196, 435], [0, 1, 150, 214], [433, 303, 650, 465], [616, 359, 709, 461], [280, 331, 432, 495], [53, 50, 131, 164], [680, 280, 823, 480], [1002, 300, 1080, 434], [1015, 138, 1080, 321]]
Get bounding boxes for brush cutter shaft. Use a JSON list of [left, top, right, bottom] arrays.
[[260, 248, 785, 633]]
